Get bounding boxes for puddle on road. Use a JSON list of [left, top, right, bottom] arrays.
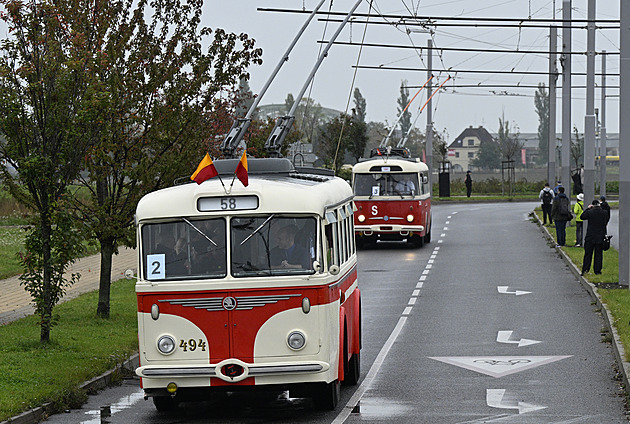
[[353, 398, 412, 419], [81, 390, 144, 424]]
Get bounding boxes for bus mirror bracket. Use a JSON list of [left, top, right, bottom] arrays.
[[124, 269, 136, 280], [312, 260, 322, 272]]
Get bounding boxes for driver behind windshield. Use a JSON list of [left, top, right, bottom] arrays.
[[270, 225, 311, 269]]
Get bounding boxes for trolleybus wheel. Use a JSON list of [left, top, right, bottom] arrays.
[[152, 396, 179, 412], [314, 379, 340, 410], [344, 352, 361, 386]]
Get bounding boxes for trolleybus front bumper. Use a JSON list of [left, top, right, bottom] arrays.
[[355, 223, 424, 236], [137, 359, 328, 384]]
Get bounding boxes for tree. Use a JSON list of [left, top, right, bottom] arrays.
[[572, 125, 584, 170], [0, 0, 108, 341], [497, 113, 523, 163], [535, 83, 550, 164], [317, 113, 351, 173], [346, 88, 368, 161], [471, 138, 501, 170], [397, 80, 412, 139], [65, 0, 262, 318], [353, 87, 367, 123]]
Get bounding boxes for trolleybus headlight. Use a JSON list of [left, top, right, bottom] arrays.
[[358, 214, 365, 223], [407, 214, 414, 222], [287, 331, 306, 350], [157, 335, 176, 354]]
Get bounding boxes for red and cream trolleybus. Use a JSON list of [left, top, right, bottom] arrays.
[[134, 158, 360, 411], [352, 148, 432, 247]]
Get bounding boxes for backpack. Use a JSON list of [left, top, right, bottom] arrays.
[[558, 196, 572, 219], [542, 190, 553, 204]]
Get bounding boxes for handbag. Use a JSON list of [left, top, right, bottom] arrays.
[[602, 235, 612, 251]]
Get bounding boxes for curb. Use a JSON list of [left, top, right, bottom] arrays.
[[0, 354, 139, 424], [534, 212, 630, 395]]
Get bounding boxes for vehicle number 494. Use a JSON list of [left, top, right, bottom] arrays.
[[179, 339, 207, 352]]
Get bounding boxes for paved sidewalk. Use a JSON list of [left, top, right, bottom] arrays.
[[0, 247, 137, 325]]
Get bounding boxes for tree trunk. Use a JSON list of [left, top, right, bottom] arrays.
[[41, 209, 52, 343], [96, 239, 115, 318]]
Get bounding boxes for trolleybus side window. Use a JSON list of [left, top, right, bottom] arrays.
[[142, 218, 227, 281], [231, 215, 316, 277]]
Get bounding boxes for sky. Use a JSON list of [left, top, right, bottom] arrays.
[[203, 1, 621, 141]]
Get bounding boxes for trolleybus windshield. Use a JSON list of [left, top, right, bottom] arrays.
[[141, 215, 317, 281], [231, 215, 316, 277], [354, 172, 420, 197]]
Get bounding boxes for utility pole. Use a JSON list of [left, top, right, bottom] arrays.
[[583, 0, 596, 209], [600, 51, 607, 198], [426, 39, 433, 189], [620, 0, 630, 286], [561, 0, 572, 197], [548, 26, 557, 187]]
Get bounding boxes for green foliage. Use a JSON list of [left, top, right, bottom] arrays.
[[18, 208, 85, 335], [0, 279, 138, 421], [317, 113, 353, 173], [441, 178, 547, 196], [535, 83, 550, 164]]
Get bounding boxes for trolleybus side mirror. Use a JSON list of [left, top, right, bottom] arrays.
[[124, 269, 137, 280], [329, 264, 340, 275], [422, 175, 428, 184]]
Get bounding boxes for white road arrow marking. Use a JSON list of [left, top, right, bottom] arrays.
[[486, 389, 546, 414], [496, 330, 541, 347], [497, 286, 531, 296]]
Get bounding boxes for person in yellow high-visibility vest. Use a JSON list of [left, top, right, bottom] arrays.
[[573, 193, 585, 247]]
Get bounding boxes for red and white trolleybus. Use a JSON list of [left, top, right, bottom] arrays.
[[134, 158, 360, 411], [352, 148, 432, 247]]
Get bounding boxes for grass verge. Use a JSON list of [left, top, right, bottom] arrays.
[[533, 207, 630, 363], [0, 279, 138, 422]]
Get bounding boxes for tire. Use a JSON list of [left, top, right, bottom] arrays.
[[314, 380, 340, 410], [424, 227, 431, 244], [343, 352, 361, 386], [152, 396, 179, 412], [409, 234, 424, 247]]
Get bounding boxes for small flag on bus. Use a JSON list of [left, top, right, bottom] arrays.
[[191, 153, 219, 185], [235, 150, 248, 187]]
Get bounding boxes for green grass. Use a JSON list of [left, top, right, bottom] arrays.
[[0, 279, 138, 421], [598, 289, 630, 362], [533, 207, 630, 365]]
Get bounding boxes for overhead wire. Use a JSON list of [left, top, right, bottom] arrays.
[[332, 0, 374, 170]]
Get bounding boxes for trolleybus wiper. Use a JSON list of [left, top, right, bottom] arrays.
[[182, 218, 217, 247], [240, 214, 275, 246]]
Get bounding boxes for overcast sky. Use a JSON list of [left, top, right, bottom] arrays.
[[203, 1, 620, 140]]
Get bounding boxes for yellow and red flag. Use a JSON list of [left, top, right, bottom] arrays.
[[191, 153, 218, 185], [235, 150, 248, 187]]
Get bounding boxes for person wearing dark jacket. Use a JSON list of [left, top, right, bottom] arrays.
[[551, 186, 572, 247], [580, 199, 608, 275], [600, 195, 611, 228]]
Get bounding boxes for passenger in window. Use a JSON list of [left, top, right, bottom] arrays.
[[169, 237, 190, 275], [270, 225, 311, 269], [395, 176, 416, 195]]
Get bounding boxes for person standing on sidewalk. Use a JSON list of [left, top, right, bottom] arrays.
[[573, 193, 585, 246], [551, 186, 572, 247], [581, 199, 608, 275], [539, 183, 554, 226], [464, 171, 472, 197]]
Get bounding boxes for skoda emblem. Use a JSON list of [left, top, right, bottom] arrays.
[[222, 296, 237, 311]]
